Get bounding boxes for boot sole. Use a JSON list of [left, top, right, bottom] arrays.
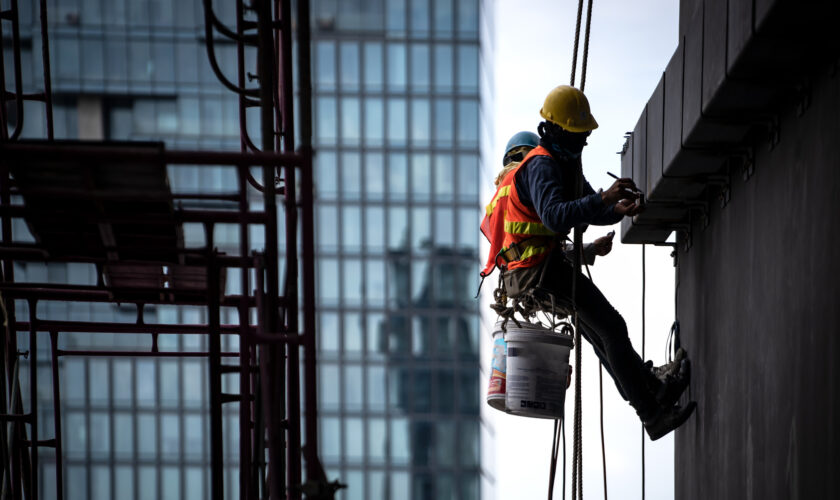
[[647, 401, 696, 441]]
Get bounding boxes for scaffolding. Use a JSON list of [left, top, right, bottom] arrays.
[[0, 0, 331, 499]]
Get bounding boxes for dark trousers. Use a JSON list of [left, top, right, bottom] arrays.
[[504, 251, 657, 417]]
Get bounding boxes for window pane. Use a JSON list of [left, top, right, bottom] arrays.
[[320, 364, 340, 411], [364, 153, 385, 200], [390, 417, 411, 464], [434, 155, 454, 201], [160, 360, 179, 406], [341, 152, 362, 200], [433, 98, 454, 147], [81, 38, 104, 81], [412, 207, 431, 250], [367, 418, 386, 462], [457, 44, 479, 93], [386, 0, 406, 33], [410, 44, 430, 91], [388, 207, 408, 250], [433, 45, 453, 91], [161, 414, 180, 459], [410, 98, 430, 147], [367, 313, 386, 358], [90, 412, 111, 458], [457, 0, 479, 37], [364, 98, 384, 147], [342, 258, 363, 305], [91, 465, 110, 500], [366, 366, 386, 412], [322, 416, 342, 460], [345, 418, 365, 463], [366, 258, 386, 305], [138, 466, 157, 500], [89, 360, 109, 405], [316, 97, 337, 144], [114, 412, 134, 459], [317, 204, 339, 252], [341, 97, 361, 145], [161, 467, 180, 500], [343, 365, 363, 411], [342, 206, 363, 253], [318, 258, 340, 305], [386, 44, 407, 91], [339, 42, 360, 90], [434, 207, 454, 246], [363, 42, 384, 91], [344, 312, 364, 353], [411, 153, 431, 201], [319, 312, 339, 353], [387, 153, 408, 201], [387, 99, 407, 146], [433, 0, 453, 37], [315, 151, 338, 200], [458, 207, 479, 251], [316, 41, 336, 90], [410, 0, 430, 35], [138, 414, 157, 457], [456, 100, 479, 148], [457, 153, 480, 202]]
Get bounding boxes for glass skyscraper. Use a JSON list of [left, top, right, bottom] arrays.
[[5, 0, 493, 498]]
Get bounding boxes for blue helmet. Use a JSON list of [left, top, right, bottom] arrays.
[[503, 131, 540, 165]]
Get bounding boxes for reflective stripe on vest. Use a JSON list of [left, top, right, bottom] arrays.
[[503, 220, 555, 236], [485, 185, 511, 216]]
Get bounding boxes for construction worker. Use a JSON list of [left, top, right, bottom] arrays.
[[497, 131, 614, 266], [481, 86, 694, 440]]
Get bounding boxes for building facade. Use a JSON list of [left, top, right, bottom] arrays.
[[5, 0, 493, 498]]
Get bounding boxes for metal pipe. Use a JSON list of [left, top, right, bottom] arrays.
[[48, 332, 63, 500], [207, 250, 224, 500], [37, 0, 54, 140], [27, 300, 38, 500], [6, 0, 25, 140], [56, 350, 240, 358], [200, 0, 261, 97], [14, 320, 249, 335]]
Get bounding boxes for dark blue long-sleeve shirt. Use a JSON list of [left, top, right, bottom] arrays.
[[514, 146, 622, 236]]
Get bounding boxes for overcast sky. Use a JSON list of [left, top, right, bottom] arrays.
[[485, 1, 681, 499]]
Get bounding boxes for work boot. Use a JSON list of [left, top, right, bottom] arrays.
[[645, 348, 690, 409], [643, 401, 697, 441]]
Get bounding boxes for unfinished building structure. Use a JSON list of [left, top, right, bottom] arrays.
[[0, 0, 335, 499], [619, 0, 840, 497]]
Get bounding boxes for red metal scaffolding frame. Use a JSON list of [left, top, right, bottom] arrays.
[[0, 0, 331, 499]]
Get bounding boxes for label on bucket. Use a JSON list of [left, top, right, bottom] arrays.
[[487, 336, 507, 398]]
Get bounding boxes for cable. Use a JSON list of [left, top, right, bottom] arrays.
[[580, 0, 595, 92], [641, 244, 646, 500], [570, 0, 585, 87]]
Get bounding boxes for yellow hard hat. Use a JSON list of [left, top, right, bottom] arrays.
[[539, 85, 599, 133]]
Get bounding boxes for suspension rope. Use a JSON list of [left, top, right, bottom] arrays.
[[641, 244, 646, 500], [569, 0, 585, 87], [580, 0, 595, 92]]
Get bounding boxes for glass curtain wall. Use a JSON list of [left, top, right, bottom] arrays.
[[4, 0, 491, 498]]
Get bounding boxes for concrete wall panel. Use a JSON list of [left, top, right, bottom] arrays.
[[675, 66, 840, 500]]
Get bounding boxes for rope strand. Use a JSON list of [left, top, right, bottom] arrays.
[[641, 244, 646, 500], [580, 0, 595, 92]]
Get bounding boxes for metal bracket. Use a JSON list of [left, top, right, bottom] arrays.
[[739, 148, 755, 182]]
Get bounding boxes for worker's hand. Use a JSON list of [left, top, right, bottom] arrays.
[[592, 233, 614, 256], [602, 178, 640, 205], [614, 198, 644, 217]]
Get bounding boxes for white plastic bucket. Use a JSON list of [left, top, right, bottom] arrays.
[[486, 322, 508, 412], [504, 323, 574, 419]]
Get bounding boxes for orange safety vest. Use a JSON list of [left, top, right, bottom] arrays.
[[480, 145, 556, 276]]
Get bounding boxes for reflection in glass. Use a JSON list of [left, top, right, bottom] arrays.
[[344, 365, 363, 411], [367, 313, 386, 357], [365, 258, 387, 305], [411, 207, 431, 250], [366, 365, 386, 411], [367, 418, 387, 463], [390, 417, 411, 464], [364, 207, 386, 250], [413, 369, 432, 412], [364, 153, 385, 200], [388, 206, 408, 250], [344, 312, 364, 353]]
